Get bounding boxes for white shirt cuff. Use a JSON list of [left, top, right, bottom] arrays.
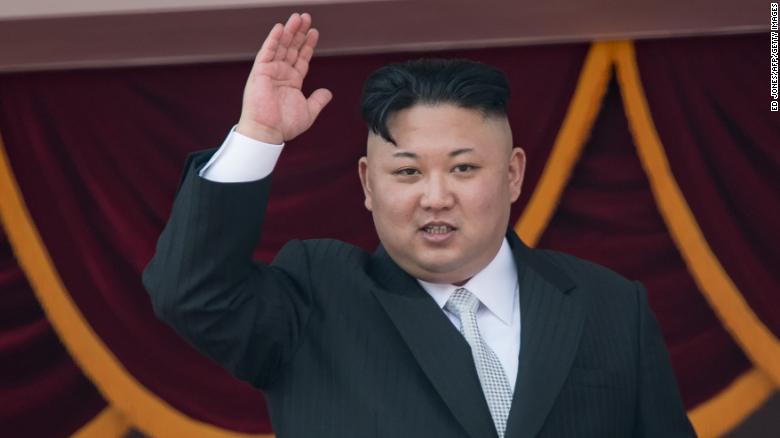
[[199, 126, 284, 182]]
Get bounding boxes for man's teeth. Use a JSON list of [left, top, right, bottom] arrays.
[[425, 225, 452, 234]]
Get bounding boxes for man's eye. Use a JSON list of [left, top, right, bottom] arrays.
[[453, 164, 477, 173], [394, 168, 420, 176]]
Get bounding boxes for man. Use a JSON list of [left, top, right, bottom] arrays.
[[144, 12, 696, 438]]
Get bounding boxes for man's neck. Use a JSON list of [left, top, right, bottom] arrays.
[[452, 278, 471, 287]]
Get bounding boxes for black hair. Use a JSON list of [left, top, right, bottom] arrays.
[[360, 58, 511, 145]]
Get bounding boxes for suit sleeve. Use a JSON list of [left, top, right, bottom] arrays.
[[143, 149, 314, 389], [633, 281, 697, 437]]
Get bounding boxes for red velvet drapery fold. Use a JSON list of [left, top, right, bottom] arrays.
[[0, 227, 106, 437], [538, 78, 753, 408], [636, 34, 780, 339], [0, 45, 586, 434], [1, 34, 774, 436]]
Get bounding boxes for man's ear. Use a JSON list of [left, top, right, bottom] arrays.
[[508, 147, 526, 203], [358, 157, 373, 211]]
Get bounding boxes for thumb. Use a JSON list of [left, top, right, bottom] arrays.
[[306, 88, 333, 121]]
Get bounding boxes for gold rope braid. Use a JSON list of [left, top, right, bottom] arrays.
[[514, 40, 776, 437], [0, 39, 775, 438], [514, 42, 613, 246], [70, 407, 129, 438], [612, 39, 777, 436], [0, 132, 272, 438]]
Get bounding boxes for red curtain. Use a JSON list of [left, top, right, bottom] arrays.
[[1, 33, 774, 436], [636, 34, 780, 339], [0, 227, 106, 437], [538, 77, 752, 408], [0, 44, 586, 435]]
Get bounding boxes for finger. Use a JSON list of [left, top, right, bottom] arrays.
[[274, 13, 301, 62], [290, 13, 312, 55], [285, 13, 312, 64], [256, 23, 283, 64], [294, 29, 319, 77], [307, 88, 333, 121], [296, 12, 312, 45]]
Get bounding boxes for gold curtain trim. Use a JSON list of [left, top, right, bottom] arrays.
[[514, 40, 777, 436], [0, 132, 273, 438], [612, 40, 780, 386], [689, 368, 775, 438], [70, 407, 129, 438], [0, 39, 774, 438], [514, 42, 613, 245], [611, 39, 778, 434]]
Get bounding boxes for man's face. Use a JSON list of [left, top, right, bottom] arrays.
[[358, 104, 526, 284]]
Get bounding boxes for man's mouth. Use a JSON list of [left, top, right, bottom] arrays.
[[420, 222, 458, 235], [423, 224, 455, 234]]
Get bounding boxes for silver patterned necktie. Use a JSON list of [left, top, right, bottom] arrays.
[[445, 287, 513, 438]]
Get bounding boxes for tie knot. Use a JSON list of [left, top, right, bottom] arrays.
[[445, 287, 480, 317]]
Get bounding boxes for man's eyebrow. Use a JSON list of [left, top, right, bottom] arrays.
[[449, 148, 474, 157], [391, 148, 474, 159]]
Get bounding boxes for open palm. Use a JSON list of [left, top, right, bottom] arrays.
[[237, 13, 332, 144]]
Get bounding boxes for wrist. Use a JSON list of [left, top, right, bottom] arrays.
[[236, 119, 284, 144]]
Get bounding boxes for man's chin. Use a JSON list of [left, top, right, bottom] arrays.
[[412, 259, 474, 284], [385, 244, 470, 282]]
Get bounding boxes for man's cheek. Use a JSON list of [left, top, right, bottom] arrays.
[[383, 194, 415, 214], [469, 192, 497, 212]]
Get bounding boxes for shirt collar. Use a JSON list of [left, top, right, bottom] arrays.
[[417, 238, 518, 325]]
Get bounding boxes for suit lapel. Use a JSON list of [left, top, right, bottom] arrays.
[[367, 247, 498, 438], [366, 230, 585, 438], [504, 231, 585, 438]]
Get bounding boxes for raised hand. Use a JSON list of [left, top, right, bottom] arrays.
[[236, 13, 333, 144]]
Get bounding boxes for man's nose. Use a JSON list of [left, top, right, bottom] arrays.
[[420, 175, 454, 210]]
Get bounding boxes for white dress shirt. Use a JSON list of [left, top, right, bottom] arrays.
[[417, 239, 521, 392], [199, 127, 284, 182], [201, 129, 522, 391]]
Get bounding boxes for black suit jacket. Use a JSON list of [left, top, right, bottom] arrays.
[[143, 150, 696, 438]]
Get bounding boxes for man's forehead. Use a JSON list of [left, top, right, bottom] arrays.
[[365, 126, 511, 158], [390, 148, 475, 159], [366, 131, 482, 155]]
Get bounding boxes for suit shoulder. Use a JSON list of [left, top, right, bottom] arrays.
[[532, 248, 638, 298], [531, 249, 646, 343], [275, 238, 370, 268]]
